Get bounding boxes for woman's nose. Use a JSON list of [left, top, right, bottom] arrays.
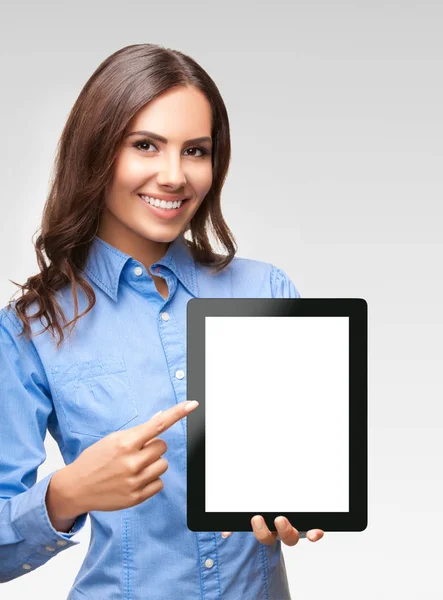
[[156, 154, 187, 188]]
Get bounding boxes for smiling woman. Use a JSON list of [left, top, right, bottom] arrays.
[[0, 42, 322, 600]]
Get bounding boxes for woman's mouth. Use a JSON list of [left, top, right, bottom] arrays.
[[138, 194, 190, 220]]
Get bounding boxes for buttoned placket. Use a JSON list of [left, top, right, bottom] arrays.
[[132, 262, 187, 400], [132, 262, 223, 597]]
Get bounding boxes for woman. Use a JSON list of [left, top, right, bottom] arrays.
[[0, 43, 324, 598]]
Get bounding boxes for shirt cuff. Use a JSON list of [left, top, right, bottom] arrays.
[[12, 472, 88, 549]]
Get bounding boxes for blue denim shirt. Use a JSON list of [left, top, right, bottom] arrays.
[[0, 233, 301, 599]]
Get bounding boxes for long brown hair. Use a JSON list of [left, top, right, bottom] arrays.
[[7, 43, 237, 349]]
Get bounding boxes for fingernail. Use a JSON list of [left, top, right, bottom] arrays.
[[152, 410, 163, 418], [221, 532, 229, 538], [276, 517, 287, 530], [253, 517, 264, 530], [185, 401, 199, 412]]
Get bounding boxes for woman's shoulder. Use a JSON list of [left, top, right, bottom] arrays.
[[222, 254, 298, 284], [198, 255, 301, 299], [0, 302, 46, 376], [0, 299, 40, 334], [0, 302, 20, 333], [0, 300, 54, 358]]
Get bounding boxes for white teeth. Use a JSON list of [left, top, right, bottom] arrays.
[[140, 195, 183, 210]]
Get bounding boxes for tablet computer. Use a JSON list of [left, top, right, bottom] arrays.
[[186, 298, 367, 534]]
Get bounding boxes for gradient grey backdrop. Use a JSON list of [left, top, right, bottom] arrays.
[[1, 0, 442, 598]]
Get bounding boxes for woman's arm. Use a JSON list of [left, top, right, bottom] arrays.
[[0, 308, 87, 583]]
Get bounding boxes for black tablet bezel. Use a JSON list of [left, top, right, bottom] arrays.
[[186, 298, 367, 533]]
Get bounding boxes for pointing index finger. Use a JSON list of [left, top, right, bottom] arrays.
[[132, 400, 199, 448]]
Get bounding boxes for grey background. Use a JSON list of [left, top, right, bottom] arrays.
[[1, 0, 442, 597]]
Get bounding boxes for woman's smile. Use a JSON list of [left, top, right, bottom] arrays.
[[138, 193, 191, 219]]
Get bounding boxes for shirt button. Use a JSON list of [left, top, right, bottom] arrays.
[[134, 266, 143, 276], [175, 370, 185, 380], [161, 312, 170, 321], [56, 540, 68, 546], [45, 545, 56, 552], [22, 564, 32, 570], [204, 558, 214, 569]]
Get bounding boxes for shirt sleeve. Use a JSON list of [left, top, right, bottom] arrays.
[[270, 265, 302, 298], [0, 307, 87, 583]]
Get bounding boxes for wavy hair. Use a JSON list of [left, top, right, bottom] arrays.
[[7, 43, 236, 349]]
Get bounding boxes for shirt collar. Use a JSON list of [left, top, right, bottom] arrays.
[[82, 232, 198, 301]]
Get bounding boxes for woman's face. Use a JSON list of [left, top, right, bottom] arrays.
[[99, 85, 213, 259]]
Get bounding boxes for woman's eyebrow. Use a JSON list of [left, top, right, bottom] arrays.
[[125, 130, 212, 145]]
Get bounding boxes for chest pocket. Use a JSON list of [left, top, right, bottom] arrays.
[[51, 356, 139, 438]]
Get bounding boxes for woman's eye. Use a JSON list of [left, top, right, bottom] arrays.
[[134, 140, 156, 152], [184, 146, 206, 157], [133, 140, 208, 158]]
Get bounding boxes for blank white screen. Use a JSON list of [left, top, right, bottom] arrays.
[[205, 316, 349, 512]]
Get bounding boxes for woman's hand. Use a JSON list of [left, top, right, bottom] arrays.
[[54, 401, 199, 517], [221, 516, 324, 546]]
